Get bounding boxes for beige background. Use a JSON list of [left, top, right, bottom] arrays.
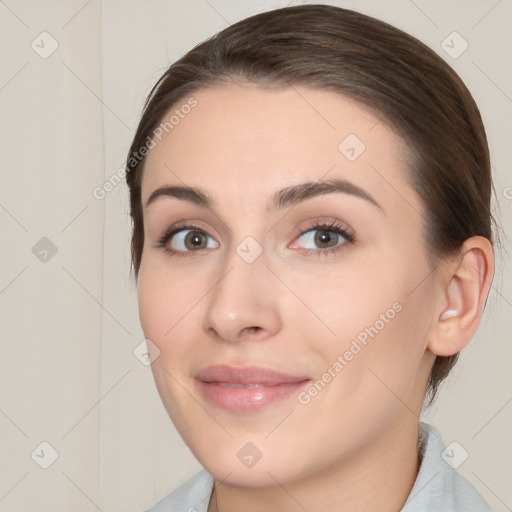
[[0, 0, 510, 511]]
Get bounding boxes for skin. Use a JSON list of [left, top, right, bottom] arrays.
[[137, 83, 493, 512]]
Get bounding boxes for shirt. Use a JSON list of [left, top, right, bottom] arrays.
[[144, 422, 492, 511]]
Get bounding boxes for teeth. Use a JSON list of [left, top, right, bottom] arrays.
[[218, 382, 264, 388]]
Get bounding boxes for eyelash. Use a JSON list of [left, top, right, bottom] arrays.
[[155, 220, 355, 258]]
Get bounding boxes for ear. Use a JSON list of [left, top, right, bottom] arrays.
[[428, 236, 494, 357]]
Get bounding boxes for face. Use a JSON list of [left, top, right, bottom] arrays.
[[137, 84, 438, 487]]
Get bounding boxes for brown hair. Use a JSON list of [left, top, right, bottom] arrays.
[[125, 4, 498, 405]]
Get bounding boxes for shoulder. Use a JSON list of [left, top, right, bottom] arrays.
[[402, 422, 492, 512], [143, 469, 214, 512]]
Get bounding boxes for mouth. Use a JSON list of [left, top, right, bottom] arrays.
[[195, 365, 311, 413]]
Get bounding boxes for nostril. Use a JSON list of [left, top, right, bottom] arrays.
[[243, 326, 261, 335]]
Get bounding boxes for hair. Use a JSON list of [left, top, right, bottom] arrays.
[[125, 4, 498, 406]]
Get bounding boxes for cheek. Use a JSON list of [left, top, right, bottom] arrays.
[[137, 259, 198, 342], [136, 259, 209, 406], [136, 264, 203, 431], [137, 273, 166, 341], [291, 265, 400, 345], [293, 254, 431, 395]]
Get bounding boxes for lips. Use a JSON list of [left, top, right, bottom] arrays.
[[195, 365, 311, 412]]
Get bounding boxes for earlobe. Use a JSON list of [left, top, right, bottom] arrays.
[[428, 236, 494, 357]]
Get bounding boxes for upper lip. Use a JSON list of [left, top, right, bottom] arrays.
[[196, 365, 311, 385]]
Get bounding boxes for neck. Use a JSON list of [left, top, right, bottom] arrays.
[[208, 417, 421, 512]]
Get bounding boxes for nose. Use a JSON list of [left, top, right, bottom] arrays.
[[202, 249, 282, 344]]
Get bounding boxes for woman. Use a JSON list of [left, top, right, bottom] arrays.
[[125, 4, 497, 511]]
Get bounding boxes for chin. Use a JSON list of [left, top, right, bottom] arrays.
[[191, 435, 320, 489]]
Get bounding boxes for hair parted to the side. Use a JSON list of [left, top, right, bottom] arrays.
[[125, 4, 499, 406]]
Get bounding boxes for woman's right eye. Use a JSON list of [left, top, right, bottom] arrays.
[[157, 226, 219, 256]]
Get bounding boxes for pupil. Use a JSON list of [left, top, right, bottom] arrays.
[[187, 231, 204, 249], [316, 230, 335, 247]]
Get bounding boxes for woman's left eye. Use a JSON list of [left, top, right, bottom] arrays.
[[291, 223, 354, 254]]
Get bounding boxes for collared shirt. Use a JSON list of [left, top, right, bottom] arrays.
[[144, 422, 492, 511]]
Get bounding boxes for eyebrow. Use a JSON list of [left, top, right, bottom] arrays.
[[144, 178, 383, 213]]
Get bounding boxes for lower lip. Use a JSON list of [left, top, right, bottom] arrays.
[[197, 380, 311, 412]]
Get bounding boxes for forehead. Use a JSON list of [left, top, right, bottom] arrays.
[[141, 83, 419, 216]]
